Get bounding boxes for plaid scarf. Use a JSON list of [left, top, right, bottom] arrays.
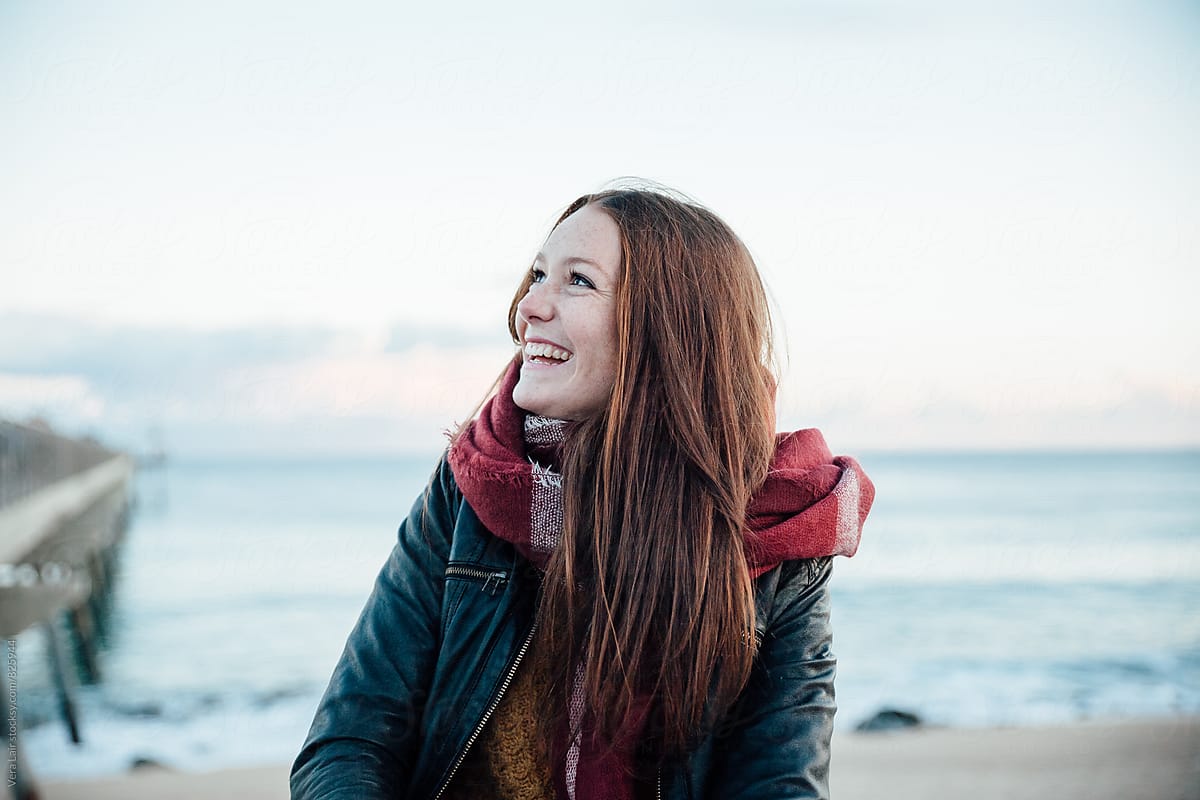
[[447, 358, 874, 799]]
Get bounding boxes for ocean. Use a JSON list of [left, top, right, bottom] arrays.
[[15, 449, 1200, 778]]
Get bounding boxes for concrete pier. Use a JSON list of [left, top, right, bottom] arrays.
[[1, 420, 135, 800]]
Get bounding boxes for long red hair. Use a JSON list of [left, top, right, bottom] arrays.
[[495, 185, 778, 770]]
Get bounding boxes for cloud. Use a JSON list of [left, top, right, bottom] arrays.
[[0, 373, 105, 421], [2, 312, 1194, 457], [0, 312, 341, 391], [217, 346, 513, 420], [788, 379, 1200, 452], [383, 321, 508, 352], [0, 312, 516, 456]]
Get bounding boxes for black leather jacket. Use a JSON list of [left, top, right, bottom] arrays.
[[291, 455, 837, 799]]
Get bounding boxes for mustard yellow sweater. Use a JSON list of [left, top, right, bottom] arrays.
[[441, 636, 555, 800]]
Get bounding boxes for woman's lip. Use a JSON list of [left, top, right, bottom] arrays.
[[523, 353, 570, 368], [523, 336, 569, 350]]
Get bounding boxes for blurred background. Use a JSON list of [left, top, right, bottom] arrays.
[[1, 0, 1197, 790]]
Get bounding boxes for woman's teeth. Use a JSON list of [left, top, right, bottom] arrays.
[[524, 342, 572, 362]]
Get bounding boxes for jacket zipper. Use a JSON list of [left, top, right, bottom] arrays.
[[444, 564, 510, 595], [657, 765, 662, 800], [431, 617, 539, 800]]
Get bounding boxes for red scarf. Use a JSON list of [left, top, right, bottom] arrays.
[[447, 358, 874, 799]]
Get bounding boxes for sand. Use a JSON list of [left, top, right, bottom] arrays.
[[30, 715, 1200, 800]]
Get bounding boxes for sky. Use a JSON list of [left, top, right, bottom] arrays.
[[2, 0, 1197, 457]]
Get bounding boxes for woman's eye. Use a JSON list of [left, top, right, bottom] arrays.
[[528, 268, 593, 289]]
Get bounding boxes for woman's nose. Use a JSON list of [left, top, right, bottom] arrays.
[[516, 283, 554, 323]]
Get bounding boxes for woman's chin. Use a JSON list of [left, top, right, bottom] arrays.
[[512, 385, 552, 418]]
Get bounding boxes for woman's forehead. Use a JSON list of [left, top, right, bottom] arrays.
[[539, 205, 622, 277]]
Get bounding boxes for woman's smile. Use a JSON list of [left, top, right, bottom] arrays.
[[522, 338, 574, 366]]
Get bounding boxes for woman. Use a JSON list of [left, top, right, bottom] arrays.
[[291, 185, 875, 800]]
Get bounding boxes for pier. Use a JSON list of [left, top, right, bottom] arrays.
[[1, 420, 135, 800]]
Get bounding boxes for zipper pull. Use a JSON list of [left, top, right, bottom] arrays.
[[483, 571, 508, 595]]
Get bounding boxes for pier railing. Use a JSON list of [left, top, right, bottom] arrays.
[[0, 420, 117, 510]]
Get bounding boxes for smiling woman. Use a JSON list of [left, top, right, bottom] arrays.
[[291, 182, 877, 800]]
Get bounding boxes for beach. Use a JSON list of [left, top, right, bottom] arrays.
[[34, 716, 1200, 800], [12, 452, 1197, 797]]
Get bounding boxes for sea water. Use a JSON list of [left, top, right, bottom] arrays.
[[15, 450, 1200, 778]]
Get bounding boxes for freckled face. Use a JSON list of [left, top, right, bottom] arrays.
[[512, 204, 622, 421]]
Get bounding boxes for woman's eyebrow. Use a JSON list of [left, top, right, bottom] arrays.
[[533, 252, 607, 271]]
